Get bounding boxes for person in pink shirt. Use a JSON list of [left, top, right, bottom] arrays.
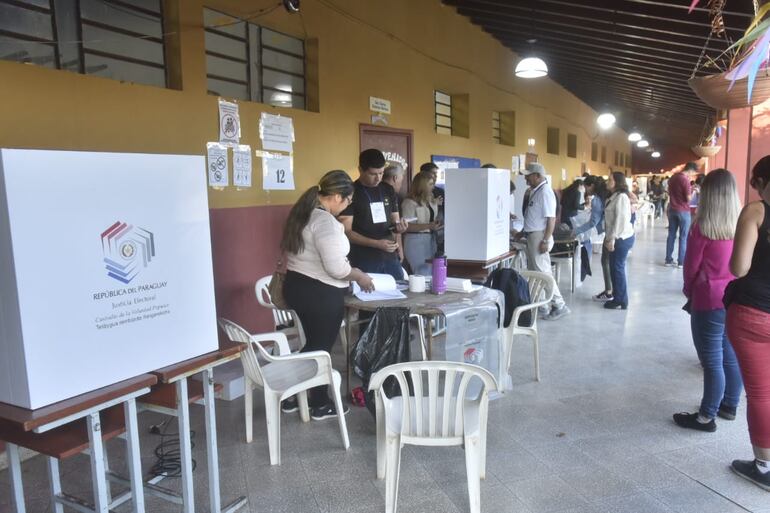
[[665, 162, 695, 267], [674, 169, 743, 432]]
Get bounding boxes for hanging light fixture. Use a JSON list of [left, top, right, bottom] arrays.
[[515, 39, 548, 78], [515, 57, 548, 78], [651, 151, 661, 158], [597, 113, 616, 130], [637, 139, 650, 148], [628, 132, 642, 142]]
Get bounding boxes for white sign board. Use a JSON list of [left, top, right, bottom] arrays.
[[233, 144, 252, 187], [262, 152, 295, 190], [445, 168, 510, 261], [207, 142, 229, 187], [259, 113, 294, 153], [369, 96, 392, 114], [0, 150, 219, 409], [218, 99, 241, 146]]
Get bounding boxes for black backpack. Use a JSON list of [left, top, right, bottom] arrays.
[[485, 268, 532, 328]]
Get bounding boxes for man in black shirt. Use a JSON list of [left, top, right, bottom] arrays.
[[340, 149, 408, 281]]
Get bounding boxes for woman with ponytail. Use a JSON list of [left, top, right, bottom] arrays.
[[281, 170, 374, 420]]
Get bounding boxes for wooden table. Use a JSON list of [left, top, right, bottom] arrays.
[[343, 288, 488, 393], [447, 250, 518, 281], [140, 342, 247, 513], [0, 374, 157, 513]]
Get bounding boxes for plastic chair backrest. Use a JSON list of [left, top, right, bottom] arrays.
[[518, 270, 555, 306], [255, 275, 295, 327], [218, 318, 274, 389], [369, 361, 497, 440]]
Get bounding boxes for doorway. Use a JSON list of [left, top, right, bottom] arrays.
[[359, 124, 414, 198]]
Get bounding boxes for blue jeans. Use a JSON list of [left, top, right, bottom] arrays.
[[609, 235, 634, 306], [666, 210, 691, 264], [691, 309, 743, 419]]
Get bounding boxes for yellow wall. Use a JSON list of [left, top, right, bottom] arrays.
[[0, 0, 630, 209]]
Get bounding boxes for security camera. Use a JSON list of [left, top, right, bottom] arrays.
[[283, 0, 300, 13]]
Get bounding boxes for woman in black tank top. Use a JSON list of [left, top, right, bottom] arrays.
[[725, 155, 770, 491]]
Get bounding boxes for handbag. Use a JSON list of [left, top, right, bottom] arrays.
[[268, 253, 289, 310]]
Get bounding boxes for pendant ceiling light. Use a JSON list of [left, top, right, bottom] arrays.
[[515, 39, 548, 79], [515, 57, 548, 78], [651, 151, 661, 158], [628, 132, 642, 142], [597, 113, 616, 130], [637, 139, 650, 148]]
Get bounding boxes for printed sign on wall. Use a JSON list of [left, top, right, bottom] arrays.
[[218, 99, 241, 146]]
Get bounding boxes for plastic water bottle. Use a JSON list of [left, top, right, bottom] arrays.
[[431, 255, 447, 295]]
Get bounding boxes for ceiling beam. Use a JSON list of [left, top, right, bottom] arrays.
[[445, 0, 749, 33], [501, 34, 709, 78], [465, 10, 728, 53], [471, 15, 724, 62], [494, 31, 713, 68], [534, 55, 708, 100]]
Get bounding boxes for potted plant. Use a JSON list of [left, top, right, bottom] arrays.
[[688, 1, 770, 109]]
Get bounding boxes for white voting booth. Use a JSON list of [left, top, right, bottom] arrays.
[[0, 149, 219, 409], [444, 167, 510, 261]]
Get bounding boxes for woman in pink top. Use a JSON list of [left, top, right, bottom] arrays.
[[674, 169, 744, 432]]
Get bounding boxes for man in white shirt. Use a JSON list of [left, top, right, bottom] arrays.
[[521, 163, 570, 320]]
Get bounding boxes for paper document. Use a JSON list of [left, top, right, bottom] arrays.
[[445, 277, 473, 293], [352, 273, 407, 301]]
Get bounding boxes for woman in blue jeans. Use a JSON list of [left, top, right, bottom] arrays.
[[602, 172, 635, 310], [674, 169, 744, 431]]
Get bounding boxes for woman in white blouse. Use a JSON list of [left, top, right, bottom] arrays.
[[401, 172, 442, 275], [281, 170, 373, 420], [603, 171, 636, 310]]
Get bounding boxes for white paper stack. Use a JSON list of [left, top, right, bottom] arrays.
[[352, 273, 407, 301], [445, 277, 474, 293]]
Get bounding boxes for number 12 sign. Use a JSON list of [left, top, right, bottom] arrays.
[[261, 152, 295, 191]]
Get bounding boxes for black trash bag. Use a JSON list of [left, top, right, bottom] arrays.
[[351, 307, 411, 417]]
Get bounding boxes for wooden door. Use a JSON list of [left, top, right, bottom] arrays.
[[359, 124, 414, 197]]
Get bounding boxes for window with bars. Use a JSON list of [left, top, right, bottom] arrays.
[[435, 90, 452, 135], [567, 133, 577, 158], [547, 127, 559, 155], [204, 8, 305, 109], [0, 0, 168, 88]]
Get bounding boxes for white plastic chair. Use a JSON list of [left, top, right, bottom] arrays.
[[502, 270, 555, 382], [218, 319, 350, 465], [255, 275, 306, 351], [369, 361, 497, 513], [638, 200, 656, 226]]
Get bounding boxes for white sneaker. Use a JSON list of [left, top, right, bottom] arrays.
[[547, 305, 571, 320]]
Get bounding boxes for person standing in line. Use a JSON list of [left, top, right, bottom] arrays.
[[418, 162, 445, 252], [401, 172, 441, 275], [340, 149, 408, 280], [520, 162, 570, 320], [726, 156, 770, 491], [281, 170, 374, 419], [382, 163, 405, 198], [665, 163, 695, 267], [603, 171, 635, 310], [560, 177, 585, 226], [573, 176, 612, 301], [419, 162, 445, 209], [673, 169, 743, 432]]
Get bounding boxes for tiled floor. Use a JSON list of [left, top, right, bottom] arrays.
[[2, 222, 769, 512]]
